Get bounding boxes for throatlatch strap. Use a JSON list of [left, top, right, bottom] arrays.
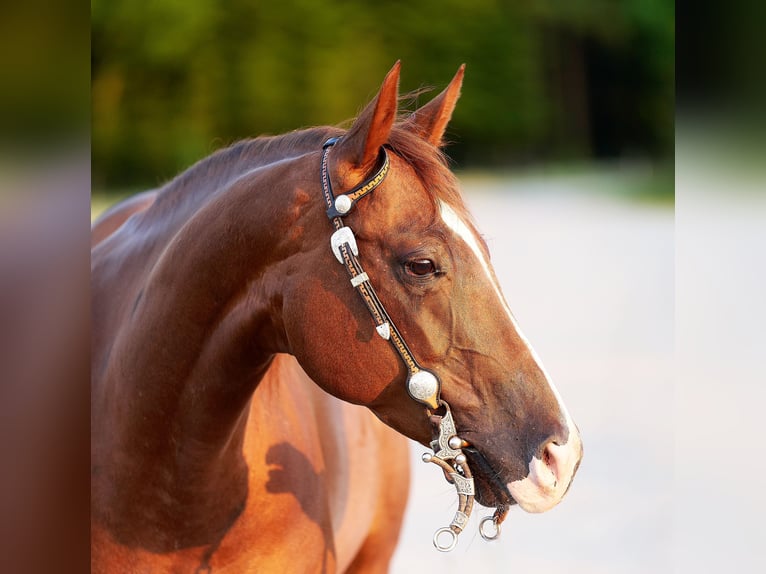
[[320, 137, 442, 410]]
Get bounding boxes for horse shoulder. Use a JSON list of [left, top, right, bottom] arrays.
[[209, 354, 410, 572]]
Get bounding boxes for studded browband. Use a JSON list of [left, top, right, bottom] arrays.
[[320, 137, 443, 411]]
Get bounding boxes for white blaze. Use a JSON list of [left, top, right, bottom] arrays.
[[438, 200, 581, 512]]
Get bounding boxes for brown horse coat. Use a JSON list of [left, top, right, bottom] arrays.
[[92, 62, 582, 573]]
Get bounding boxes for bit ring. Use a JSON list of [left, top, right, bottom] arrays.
[[433, 527, 459, 552], [479, 515, 501, 541]]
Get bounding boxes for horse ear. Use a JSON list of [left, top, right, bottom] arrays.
[[335, 61, 400, 170], [406, 64, 465, 147]]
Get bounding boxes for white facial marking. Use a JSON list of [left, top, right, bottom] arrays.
[[438, 200, 582, 511], [438, 200, 574, 426]]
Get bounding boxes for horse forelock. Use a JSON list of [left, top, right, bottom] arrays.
[[386, 124, 464, 210]]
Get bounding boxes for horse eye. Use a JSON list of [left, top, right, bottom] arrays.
[[405, 259, 437, 277]]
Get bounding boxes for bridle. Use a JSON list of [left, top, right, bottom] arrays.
[[320, 137, 507, 551]]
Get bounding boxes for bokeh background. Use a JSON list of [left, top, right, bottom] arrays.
[[91, 0, 673, 195], [0, 0, 762, 572], [89, 1, 675, 572]]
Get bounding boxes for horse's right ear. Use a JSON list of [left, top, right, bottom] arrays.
[[406, 64, 465, 147], [335, 61, 400, 171]]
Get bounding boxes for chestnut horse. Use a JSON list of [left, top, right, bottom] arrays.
[[91, 63, 582, 573]]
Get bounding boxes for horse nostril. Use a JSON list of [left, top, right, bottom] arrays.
[[542, 441, 559, 478], [542, 444, 553, 467], [540, 435, 582, 486]]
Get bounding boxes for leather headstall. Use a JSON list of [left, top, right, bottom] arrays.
[[319, 137, 501, 552], [320, 137, 443, 411]]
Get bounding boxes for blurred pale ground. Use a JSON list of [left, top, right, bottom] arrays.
[[389, 171, 674, 573], [673, 124, 766, 574]]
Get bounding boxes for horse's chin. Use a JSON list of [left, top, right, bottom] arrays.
[[474, 479, 517, 509], [462, 447, 516, 509]]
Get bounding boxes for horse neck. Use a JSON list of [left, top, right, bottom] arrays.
[[93, 150, 321, 541]]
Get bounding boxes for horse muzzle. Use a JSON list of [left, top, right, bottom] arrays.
[[507, 428, 583, 513]]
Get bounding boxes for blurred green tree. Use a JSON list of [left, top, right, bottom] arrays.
[[92, 0, 673, 190]]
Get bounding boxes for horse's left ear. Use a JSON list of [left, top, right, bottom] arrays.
[[335, 61, 400, 171], [406, 64, 465, 147]]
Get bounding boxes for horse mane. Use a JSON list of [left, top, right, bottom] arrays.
[[159, 127, 340, 201], [154, 114, 465, 220]]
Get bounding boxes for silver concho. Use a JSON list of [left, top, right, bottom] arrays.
[[407, 370, 439, 403], [334, 194, 352, 214]]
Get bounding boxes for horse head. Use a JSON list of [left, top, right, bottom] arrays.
[[280, 62, 582, 516]]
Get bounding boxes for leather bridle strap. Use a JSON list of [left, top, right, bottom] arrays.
[[320, 136, 496, 552], [320, 137, 442, 410]]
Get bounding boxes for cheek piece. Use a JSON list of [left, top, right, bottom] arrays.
[[319, 138, 507, 551]]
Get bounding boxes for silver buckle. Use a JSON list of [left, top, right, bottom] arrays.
[[330, 227, 358, 264]]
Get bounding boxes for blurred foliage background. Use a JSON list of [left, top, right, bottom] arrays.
[[91, 0, 673, 193]]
